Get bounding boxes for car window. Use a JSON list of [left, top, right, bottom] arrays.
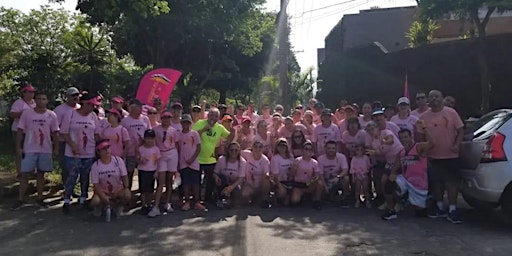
[[465, 110, 512, 141]]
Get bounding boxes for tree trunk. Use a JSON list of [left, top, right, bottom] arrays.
[[219, 89, 227, 104]]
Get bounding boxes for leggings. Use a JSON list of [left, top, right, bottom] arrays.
[[64, 157, 94, 201]]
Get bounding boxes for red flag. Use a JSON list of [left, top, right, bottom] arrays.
[[403, 73, 409, 99], [136, 68, 182, 107]]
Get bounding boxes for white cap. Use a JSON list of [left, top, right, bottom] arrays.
[[397, 97, 410, 105], [65, 87, 80, 96]]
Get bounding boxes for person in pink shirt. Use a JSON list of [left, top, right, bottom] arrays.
[[12, 92, 59, 210], [10, 83, 37, 178], [382, 122, 434, 220], [338, 105, 358, 135], [419, 90, 464, 223], [358, 102, 373, 129], [90, 139, 131, 219], [269, 112, 283, 139], [278, 117, 308, 144], [255, 105, 273, 128], [120, 98, 152, 189], [312, 109, 342, 156], [291, 141, 324, 210], [111, 96, 129, 117], [317, 141, 350, 206], [170, 102, 183, 131], [341, 117, 369, 159], [383, 105, 396, 122], [274, 104, 285, 116], [146, 106, 160, 127], [241, 141, 272, 208], [61, 93, 102, 214], [350, 144, 372, 208], [254, 120, 273, 157], [213, 142, 247, 208], [54, 87, 81, 186], [177, 114, 206, 211], [237, 117, 256, 150], [290, 130, 307, 158], [101, 109, 130, 158], [372, 108, 400, 136], [390, 97, 419, 137], [270, 138, 294, 206], [148, 112, 179, 217], [244, 101, 259, 124], [411, 92, 430, 117], [137, 129, 161, 216]]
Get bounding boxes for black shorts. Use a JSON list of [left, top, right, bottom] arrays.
[[429, 158, 460, 185], [180, 168, 201, 186], [293, 182, 308, 189], [138, 170, 156, 194]]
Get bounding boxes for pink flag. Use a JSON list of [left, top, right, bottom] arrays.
[[403, 73, 409, 99], [136, 68, 182, 107]]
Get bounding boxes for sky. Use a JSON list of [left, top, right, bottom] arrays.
[[1, 0, 416, 73]]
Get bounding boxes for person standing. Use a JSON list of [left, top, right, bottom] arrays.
[[313, 109, 342, 157], [170, 102, 183, 131], [411, 92, 430, 117], [10, 83, 36, 178], [101, 109, 130, 158], [12, 92, 59, 209], [391, 97, 419, 137], [192, 108, 235, 203], [420, 90, 464, 224], [54, 87, 81, 186], [60, 94, 102, 214]]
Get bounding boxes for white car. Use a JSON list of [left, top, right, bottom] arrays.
[[459, 109, 512, 218]]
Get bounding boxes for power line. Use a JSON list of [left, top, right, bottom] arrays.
[[294, 0, 377, 26], [293, 0, 359, 18]]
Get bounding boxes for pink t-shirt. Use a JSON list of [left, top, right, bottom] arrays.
[[54, 103, 79, 141], [121, 115, 151, 156], [153, 125, 178, 152], [371, 129, 404, 164], [170, 121, 182, 132], [411, 107, 430, 117], [386, 121, 401, 137], [278, 124, 308, 143], [317, 153, 349, 180], [341, 130, 368, 156], [254, 131, 273, 156], [400, 144, 428, 190], [90, 156, 128, 194], [270, 154, 293, 182], [256, 115, 273, 127], [18, 109, 59, 154], [237, 127, 256, 150], [214, 156, 247, 184], [177, 130, 201, 170], [10, 98, 36, 131], [390, 114, 418, 134], [420, 107, 464, 159], [101, 125, 130, 157], [338, 119, 348, 135], [358, 116, 372, 129], [241, 150, 270, 187], [60, 110, 100, 158], [137, 145, 161, 171], [293, 157, 320, 183], [312, 124, 341, 156], [350, 155, 371, 179], [97, 119, 111, 134]]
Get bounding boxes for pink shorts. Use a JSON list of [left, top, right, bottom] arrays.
[[157, 149, 178, 172]]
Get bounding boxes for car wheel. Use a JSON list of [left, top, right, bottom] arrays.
[[462, 194, 498, 210], [501, 185, 512, 219]]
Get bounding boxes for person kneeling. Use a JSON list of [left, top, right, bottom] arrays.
[[241, 141, 272, 208], [90, 140, 131, 219], [213, 142, 246, 209], [290, 141, 324, 210]]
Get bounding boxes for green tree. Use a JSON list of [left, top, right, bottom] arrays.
[[406, 18, 441, 47], [417, 0, 512, 113]]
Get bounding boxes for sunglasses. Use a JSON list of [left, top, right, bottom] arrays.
[[293, 135, 303, 139], [253, 145, 264, 149], [148, 112, 158, 115], [277, 143, 287, 147]]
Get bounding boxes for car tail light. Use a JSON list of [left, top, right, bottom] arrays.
[[481, 132, 507, 162]]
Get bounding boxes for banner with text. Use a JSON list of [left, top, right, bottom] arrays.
[[136, 68, 182, 107]]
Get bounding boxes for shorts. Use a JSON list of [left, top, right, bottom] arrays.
[[21, 153, 53, 173], [138, 170, 156, 193], [324, 177, 340, 191], [179, 168, 201, 186], [158, 149, 178, 172], [293, 182, 308, 189], [396, 175, 428, 208], [125, 156, 138, 173], [280, 181, 294, 190], [429, 158, 460, 185]]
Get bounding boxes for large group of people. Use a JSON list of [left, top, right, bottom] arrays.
[[9, 84, 465, 224]]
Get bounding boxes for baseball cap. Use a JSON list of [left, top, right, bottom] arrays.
[[222, 115, 233, 122], [96, 139, 111, 150], [321, 109, 333, 116], [129, 98, 143, 106], [106, 108, 122, 119], [242, 116, 252, 123], [81, 94, 101, 106], [342, 105, 355, 112], [371, 108, 384, 116], [161, 111, 172, 118], [397, 97, 410, 105], [21, 84, 36, 93], [65, 87, 80, 96], [171, 102, 183, 109], [144, 129, 156, 138], [111, 96, 124, 103], [314, 102, 324, 109], [181, 114, 193, 123], [192, 105, 201, 110]]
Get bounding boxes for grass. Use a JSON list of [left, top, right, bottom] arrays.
[[0, 155, 16, 174], [0, 154, 63, 187]]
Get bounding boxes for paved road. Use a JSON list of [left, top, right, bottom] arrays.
[[1, 198, 511, 256]]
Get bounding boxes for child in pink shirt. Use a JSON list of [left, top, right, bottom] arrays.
[[101, 109, 130, 158], [137, 129, 161, 216], [350, 144, 372, 208], [290, 141, 324, 210]]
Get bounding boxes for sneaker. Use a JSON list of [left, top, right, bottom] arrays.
[[447, 210, 463, 224], [140, 205, 150, 215], [217, 199, 228, 209], [147, 206, 161, 218], [354, 201, 361, 208], [194, 202, 207, 211], [11, 200, 24, 210], [381, 210, 398, 220], [37, 199, 48, 209], [260, 201, 272, 209], [313, 201, 322, 211], [62, 203, 70, 214], [163, 203, 174, 213], [93, 207, 102, 217], [115, 206, 125, 218], [428, 207, 448, 218], [182, 202, 191, 211], [365, 201, 372, 209]]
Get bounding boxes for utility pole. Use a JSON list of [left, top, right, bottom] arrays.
[[279, 0, 290, 114]]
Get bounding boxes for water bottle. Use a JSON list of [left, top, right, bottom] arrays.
[[105, 205, 111, 222]]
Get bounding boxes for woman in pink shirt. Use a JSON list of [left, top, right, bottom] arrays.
[[213, 142, 247, 208], [90, 139, 131, 219], [101, 109, 130, 158], [290, 130, 307, 158], [61, 94, 101, 214], [341, 117, 369, 160], [254, 120, 274, 157], [290, 141, 324, 210], [237, 117, 255, 150], [270, 138, 294, 206], [241, 141, 272, 208], [358, 102, 373, 129]]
